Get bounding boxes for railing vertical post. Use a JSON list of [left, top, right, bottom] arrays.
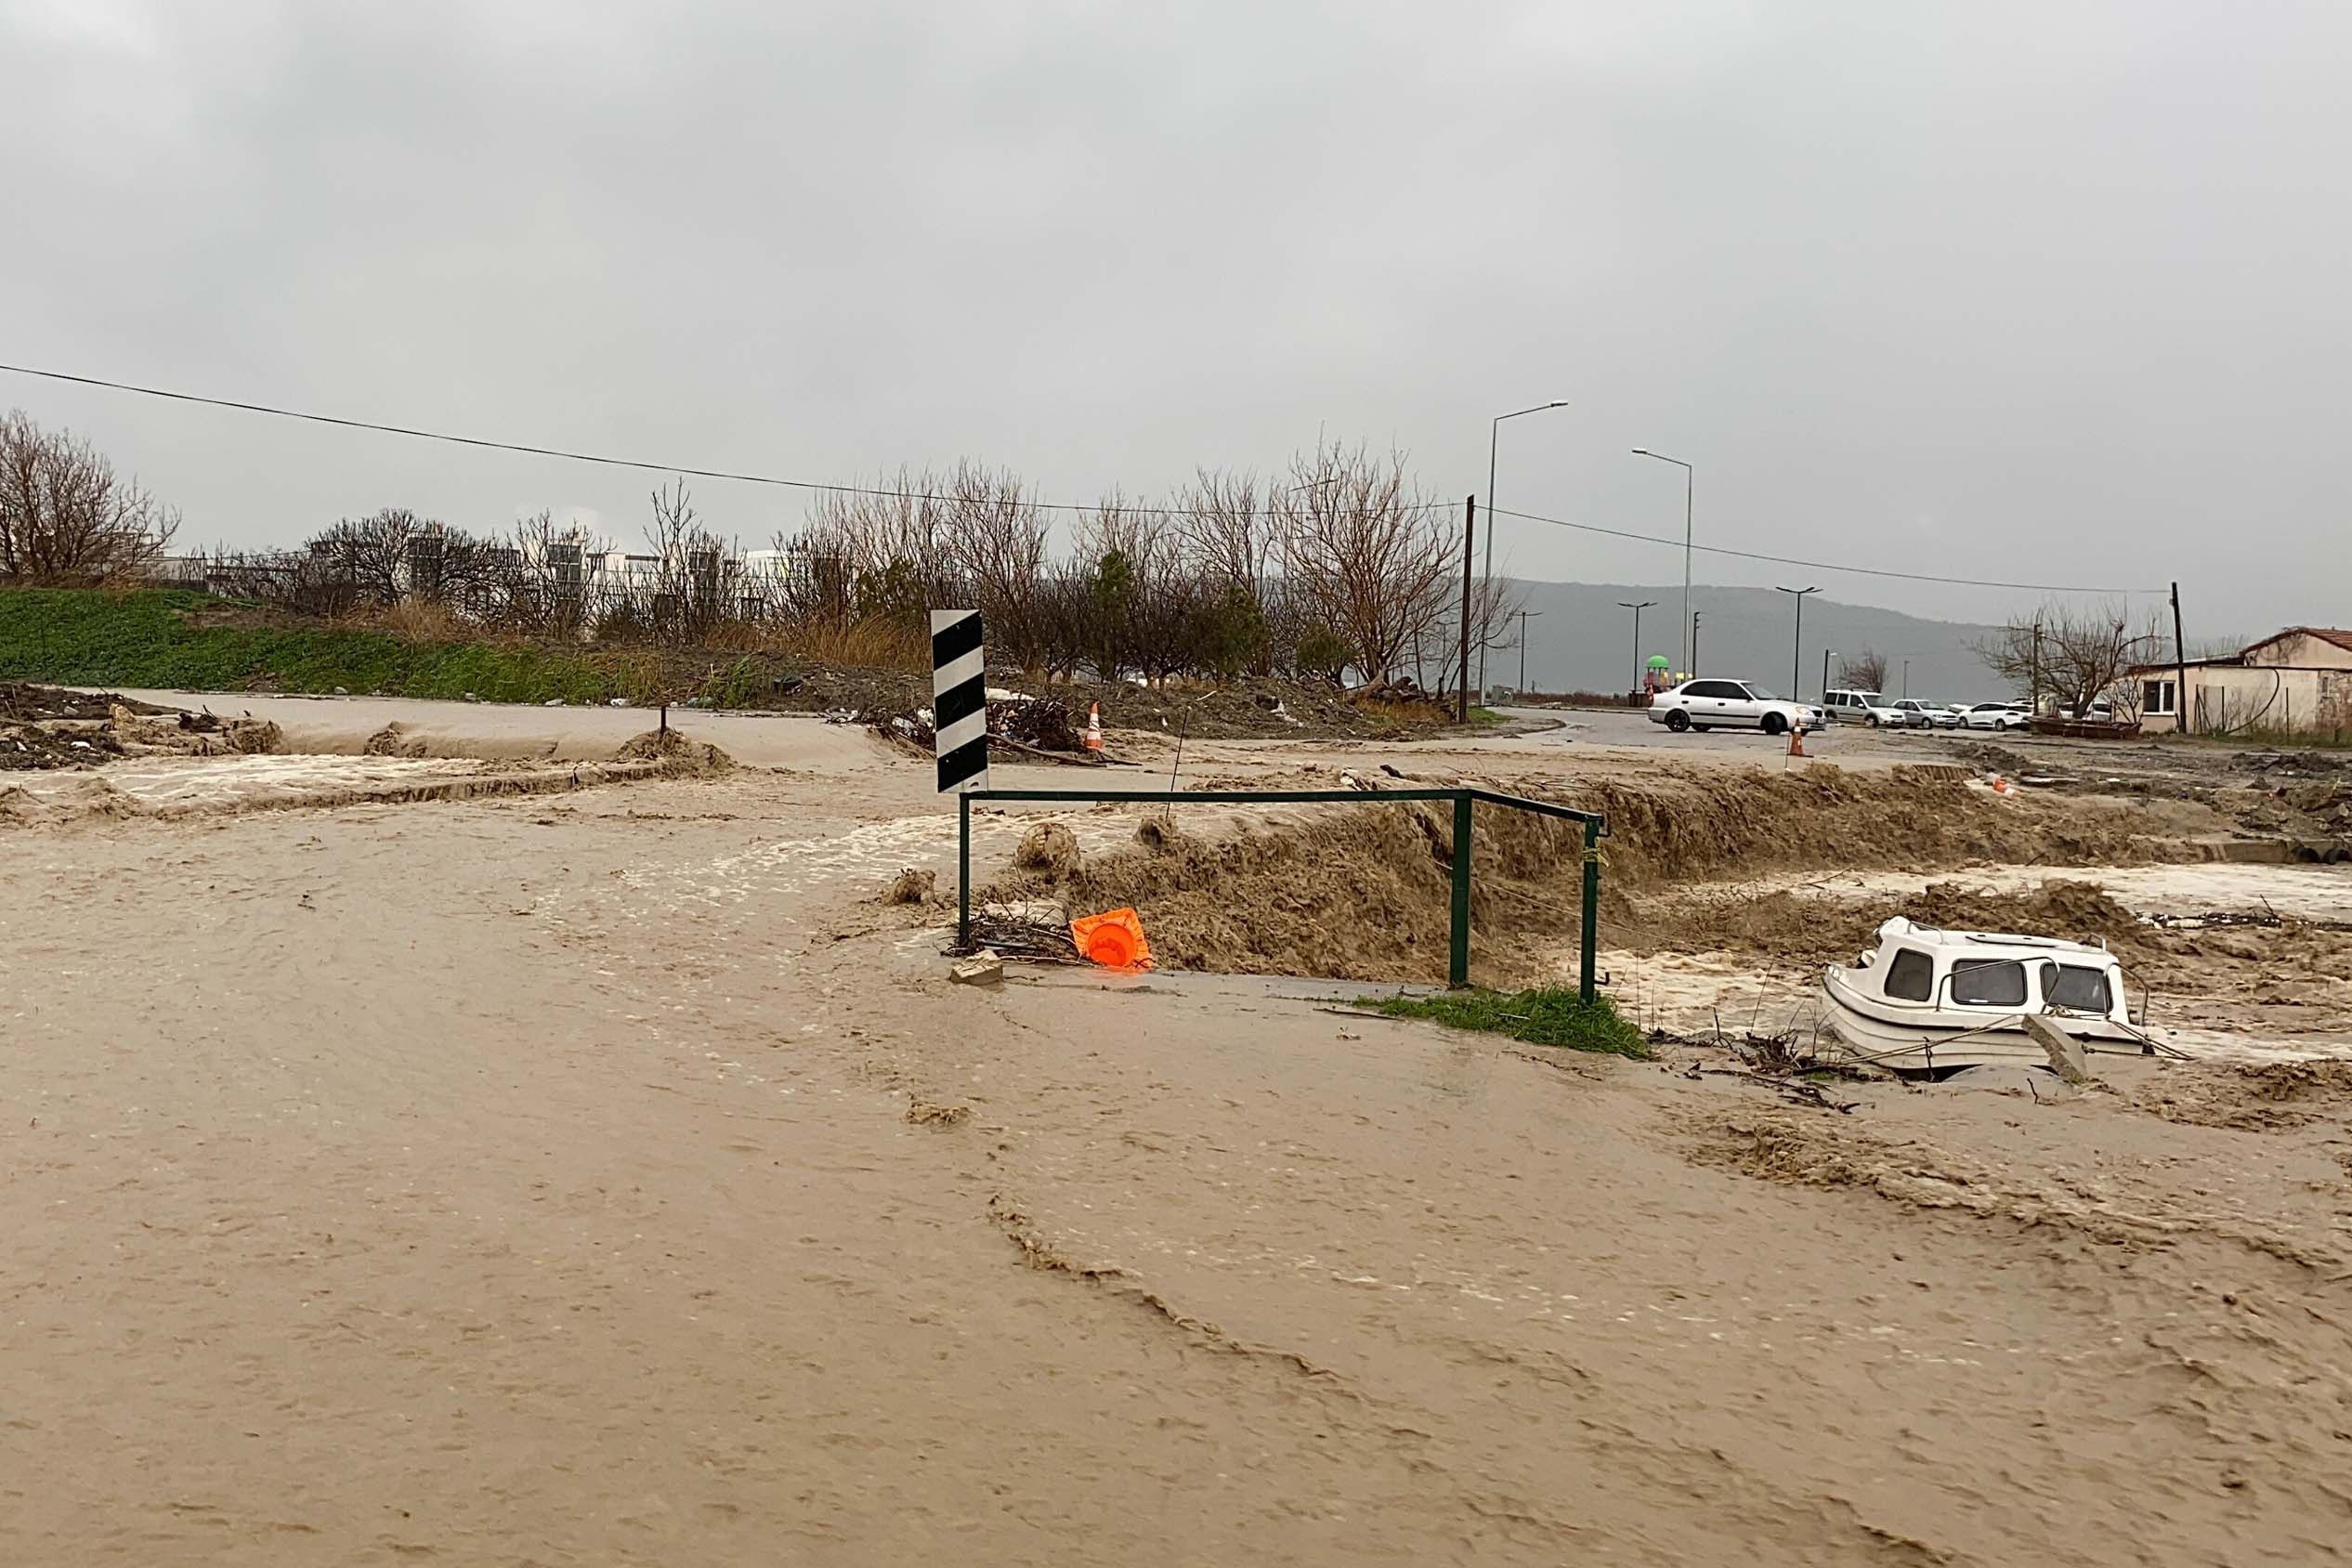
[[1579, 818, 1601, 1005], [957, 791, 973, 950], [1449, 791, 1473, 987]]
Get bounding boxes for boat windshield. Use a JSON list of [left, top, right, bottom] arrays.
[[1950, 959, 2026, 1008], [2043, 961, 2112, 1013]]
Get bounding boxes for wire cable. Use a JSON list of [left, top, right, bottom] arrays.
[[2, 359, 2154, 594], [1484, 504, 2160, 595]]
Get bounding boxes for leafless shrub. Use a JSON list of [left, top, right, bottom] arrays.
[[0, 410, 179, 584], [1971, 601, 2166, 717], [1836, 648, 1888, 691]]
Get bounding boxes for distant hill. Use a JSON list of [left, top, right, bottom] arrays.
[[1484, 581, 2006, 702]]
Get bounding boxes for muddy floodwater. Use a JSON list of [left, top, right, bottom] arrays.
[[4, 703, 2348, 1565]]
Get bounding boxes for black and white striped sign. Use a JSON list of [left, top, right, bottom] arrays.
[[931, 608, 989, 794]]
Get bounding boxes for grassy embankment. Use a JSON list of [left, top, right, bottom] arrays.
[[0, 587, 742, 706], [1368, 988, 1652, 1059]]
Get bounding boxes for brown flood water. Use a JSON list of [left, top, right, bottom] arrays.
[[3, 731, 2347, 1565]]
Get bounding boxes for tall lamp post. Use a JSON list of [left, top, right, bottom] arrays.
[[1631, 448, 1694, 673], [1617, 600, 1656, 694], [1479, 401, 1570, 693], [1821, 647, 1836, 706], [1775, 585, 1820, 699], [1513, 608, 1544, 695]]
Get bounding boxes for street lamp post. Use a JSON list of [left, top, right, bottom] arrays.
[[1480, 401, 1571, 693], [1775, 585, 1820, 699], [1821, 647, 1835, 706], [1901, 658, 1912, 699], [1630, 449, 1693, 674], [1617, 600, 1656, 694], [1514, 608, 1544, 695]]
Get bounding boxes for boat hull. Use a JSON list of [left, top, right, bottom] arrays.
[[1820, 969, 2142, 1072]]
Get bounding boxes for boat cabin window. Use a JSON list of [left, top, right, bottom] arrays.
[[2043, 961, 2111, 1013], [1950, 959, 2026, 1007], [1883, 947, 1934, 1001]]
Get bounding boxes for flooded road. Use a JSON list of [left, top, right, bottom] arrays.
[[5, 726, 2347, 1564]]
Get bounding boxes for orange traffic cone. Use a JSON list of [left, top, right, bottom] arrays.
[[1071, 907, 1152, 970], [1786, 721, 1807, 759], [1085, 701, 1104, 752]]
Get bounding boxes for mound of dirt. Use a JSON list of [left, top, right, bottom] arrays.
[[108, 704, 282, 759], [612, 728, 734, 771], [363, 722, 430, 758], [987, 798, 1490, 982], [2126, 1059, 2352, 1132], [1014, 821, 1080, 874], [882, 867, 938, 905]]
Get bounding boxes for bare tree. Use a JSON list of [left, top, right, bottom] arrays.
[[304, 507, 437, 608], [644, 478, 746, 644], [1275, 440, 1456, 684], [938, 461, 1052, 677], [1970, 600, 2164, 717], [1836, 648, 1889, 691], [0, 410, 179, 584]]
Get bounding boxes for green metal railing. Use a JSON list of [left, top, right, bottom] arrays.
[[954, 786, 1607, 1001]]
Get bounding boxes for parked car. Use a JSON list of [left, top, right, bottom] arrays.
[[1821, 688, 1883, 725], [1884, 699, 1941, 729], [1856, 696, 1916, 727], [1961, 701, 2030, 730], [1930, 702, 1970, 728], [1646, 679, 1823, 736]]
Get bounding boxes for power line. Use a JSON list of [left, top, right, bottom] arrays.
[[2, 359, 2154, 594], [0, 359, 1454, 525], [1485, 504, 2159, 595]]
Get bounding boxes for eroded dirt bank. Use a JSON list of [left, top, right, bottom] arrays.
[[979, 762, 2233, 984]]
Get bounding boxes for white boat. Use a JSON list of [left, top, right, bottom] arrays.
[[1821, 917, 2162, 1072]]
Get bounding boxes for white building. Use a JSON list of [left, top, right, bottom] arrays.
[[2132, 627, 2352, 738]]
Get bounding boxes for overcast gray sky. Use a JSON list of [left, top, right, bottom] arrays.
[[3, 0, 2343, 637]]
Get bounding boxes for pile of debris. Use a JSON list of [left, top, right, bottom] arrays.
[[833, 692, 1119, 765], [0, 684, 282, 771]]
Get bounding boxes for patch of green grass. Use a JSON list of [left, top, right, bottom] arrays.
[[0, 587, 727, 706], [1365, 987, 1651, 1059]]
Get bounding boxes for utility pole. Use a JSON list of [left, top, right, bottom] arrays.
[[1617, 600, 1656, 693], [2170, 581, 2189, 736], [1457, 495, 1476, 724], [1821, 647, 1834, 705], [1515, 608, 1545, 695], [2031, 617, 2044, 712], [1774, 586, 1819, 699], [1690, 609, 1703, 674], [1901, 658, 1911, 699]]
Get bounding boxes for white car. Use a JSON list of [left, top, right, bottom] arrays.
[[1930, 702, 1969, 728], [1961, 701, 2030, 730], [1866, 698, 1941, 729], [1647, 679, 1822, 736]]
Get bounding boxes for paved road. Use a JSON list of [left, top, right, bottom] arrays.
[[1497, 704, 1982, 761]]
